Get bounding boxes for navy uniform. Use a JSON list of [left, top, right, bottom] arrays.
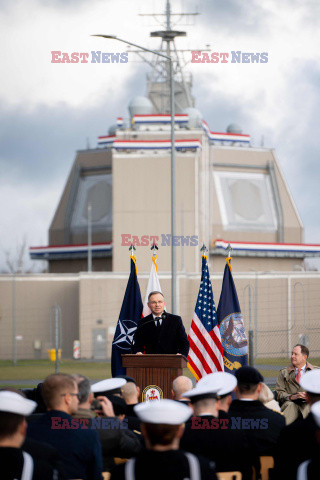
[[0, 391, 60, 480], [295, 400, 320, 480], [229, 366, 285, 458], [181, 371, 253, 479], [111, 449, 217, 480], [110, 399, 217, 480], [0, 447, 59, 480], [87, 378, 141, 472]]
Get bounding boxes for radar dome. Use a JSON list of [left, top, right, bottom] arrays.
[[128, 96, 153, 117], [227, 123, 242, 134], [108, 124, 118, 136], [182, 107, 203, 128]]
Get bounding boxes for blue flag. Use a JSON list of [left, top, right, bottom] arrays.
[[111, 257, 143, 377], [217, 260, 248, 373]]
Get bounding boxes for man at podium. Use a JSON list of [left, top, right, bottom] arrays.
[[131, 291, 189, 357]]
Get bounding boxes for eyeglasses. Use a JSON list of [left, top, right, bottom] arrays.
[[61, 393, 81, 400]]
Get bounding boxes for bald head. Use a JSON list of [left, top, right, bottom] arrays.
[[121, 382, 140, 405], [172, 376, 193, 401]]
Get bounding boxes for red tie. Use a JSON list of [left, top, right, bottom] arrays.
[[296, 368, 302, 383]]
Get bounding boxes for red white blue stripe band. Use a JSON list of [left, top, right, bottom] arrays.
[[29, 243, 112, 260], [213, 239, 320, 257], [132, 114, 189, 125], [97, 138, 201, 150]]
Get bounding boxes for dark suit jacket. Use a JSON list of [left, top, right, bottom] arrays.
[[273, 412, 319, 480], [131, 313, 189, 357]]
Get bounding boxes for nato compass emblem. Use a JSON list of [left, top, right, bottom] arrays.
[[112, 320, 137, 350]]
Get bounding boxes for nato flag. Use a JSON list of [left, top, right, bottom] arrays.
[[111, 257, 143, 377], [217, 260, 248, 373]]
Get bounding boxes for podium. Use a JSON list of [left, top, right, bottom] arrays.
[[122, 354, 188, 401]]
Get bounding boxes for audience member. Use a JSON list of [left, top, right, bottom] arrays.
[[229, 366, 285, 477], [274, 369, 320, 479], [27, 373, 103, 480], [92, 378, 129, 420], [258, 383, 281, 412], [73, 375, 141, 472], [275, 344, 318, 424], [295, 400, 320, 480], [121, 382, 140, 416], [196, 372, 235, 416], [93, 378, 141, 432], [172, 376, 193, 403], [180, 372, 252, 478], [111, 399, 217, 479], [0, 390, 59, 480]]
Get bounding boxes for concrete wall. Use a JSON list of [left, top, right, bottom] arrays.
[[210, 147, 303, 244], [0, 270, 319, 361], [0, 275, 79, 360], [112, 150, 202, 274]]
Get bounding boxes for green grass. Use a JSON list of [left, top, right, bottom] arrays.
[[0, 359, 111, 386], [1, 357, 318, 389]]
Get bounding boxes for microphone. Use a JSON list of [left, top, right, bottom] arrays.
[[130, 318, 157, 351]]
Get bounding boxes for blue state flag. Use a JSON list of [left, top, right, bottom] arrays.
[[111, 257, 143, 377], [217, 259, 248, 373]]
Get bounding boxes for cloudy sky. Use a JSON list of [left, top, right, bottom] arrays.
[[0, 0, 319, 272]]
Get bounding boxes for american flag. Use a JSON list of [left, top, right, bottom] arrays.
[[187, 255, 224, 380]]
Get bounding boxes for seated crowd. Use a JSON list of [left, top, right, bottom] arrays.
[[1, 361, 320, 479]]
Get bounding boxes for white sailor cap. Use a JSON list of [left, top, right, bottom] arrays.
[[198, 372, 237, 396], [184, 371, 236, 400], [91, 378, 126, 394], [310, 400, 320, 428], [134, 399, 192, 425], [0, 391, 37, 416], [300, 369, 320, 394]]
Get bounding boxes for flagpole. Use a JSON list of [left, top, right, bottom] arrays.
[[225, 243, 233, 272], [151, 242, 158, 258], [217, 242, 249, 372], [200, 243, 208, 257], [187, 242, 224, 380]]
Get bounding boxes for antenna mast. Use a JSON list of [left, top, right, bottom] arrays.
[[138, 0, 199, 113]]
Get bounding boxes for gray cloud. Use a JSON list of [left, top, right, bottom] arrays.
[[0, 0, 319, 272], [0, 70, 146, 186], [184, 0, 273, 38]]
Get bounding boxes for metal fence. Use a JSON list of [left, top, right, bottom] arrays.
[[0, 271, 319, 363]]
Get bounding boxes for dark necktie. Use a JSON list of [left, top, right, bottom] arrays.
[[155, 317, 161, 329]]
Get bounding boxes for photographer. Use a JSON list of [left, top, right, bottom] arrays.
[[72, 376, 141, 472]]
